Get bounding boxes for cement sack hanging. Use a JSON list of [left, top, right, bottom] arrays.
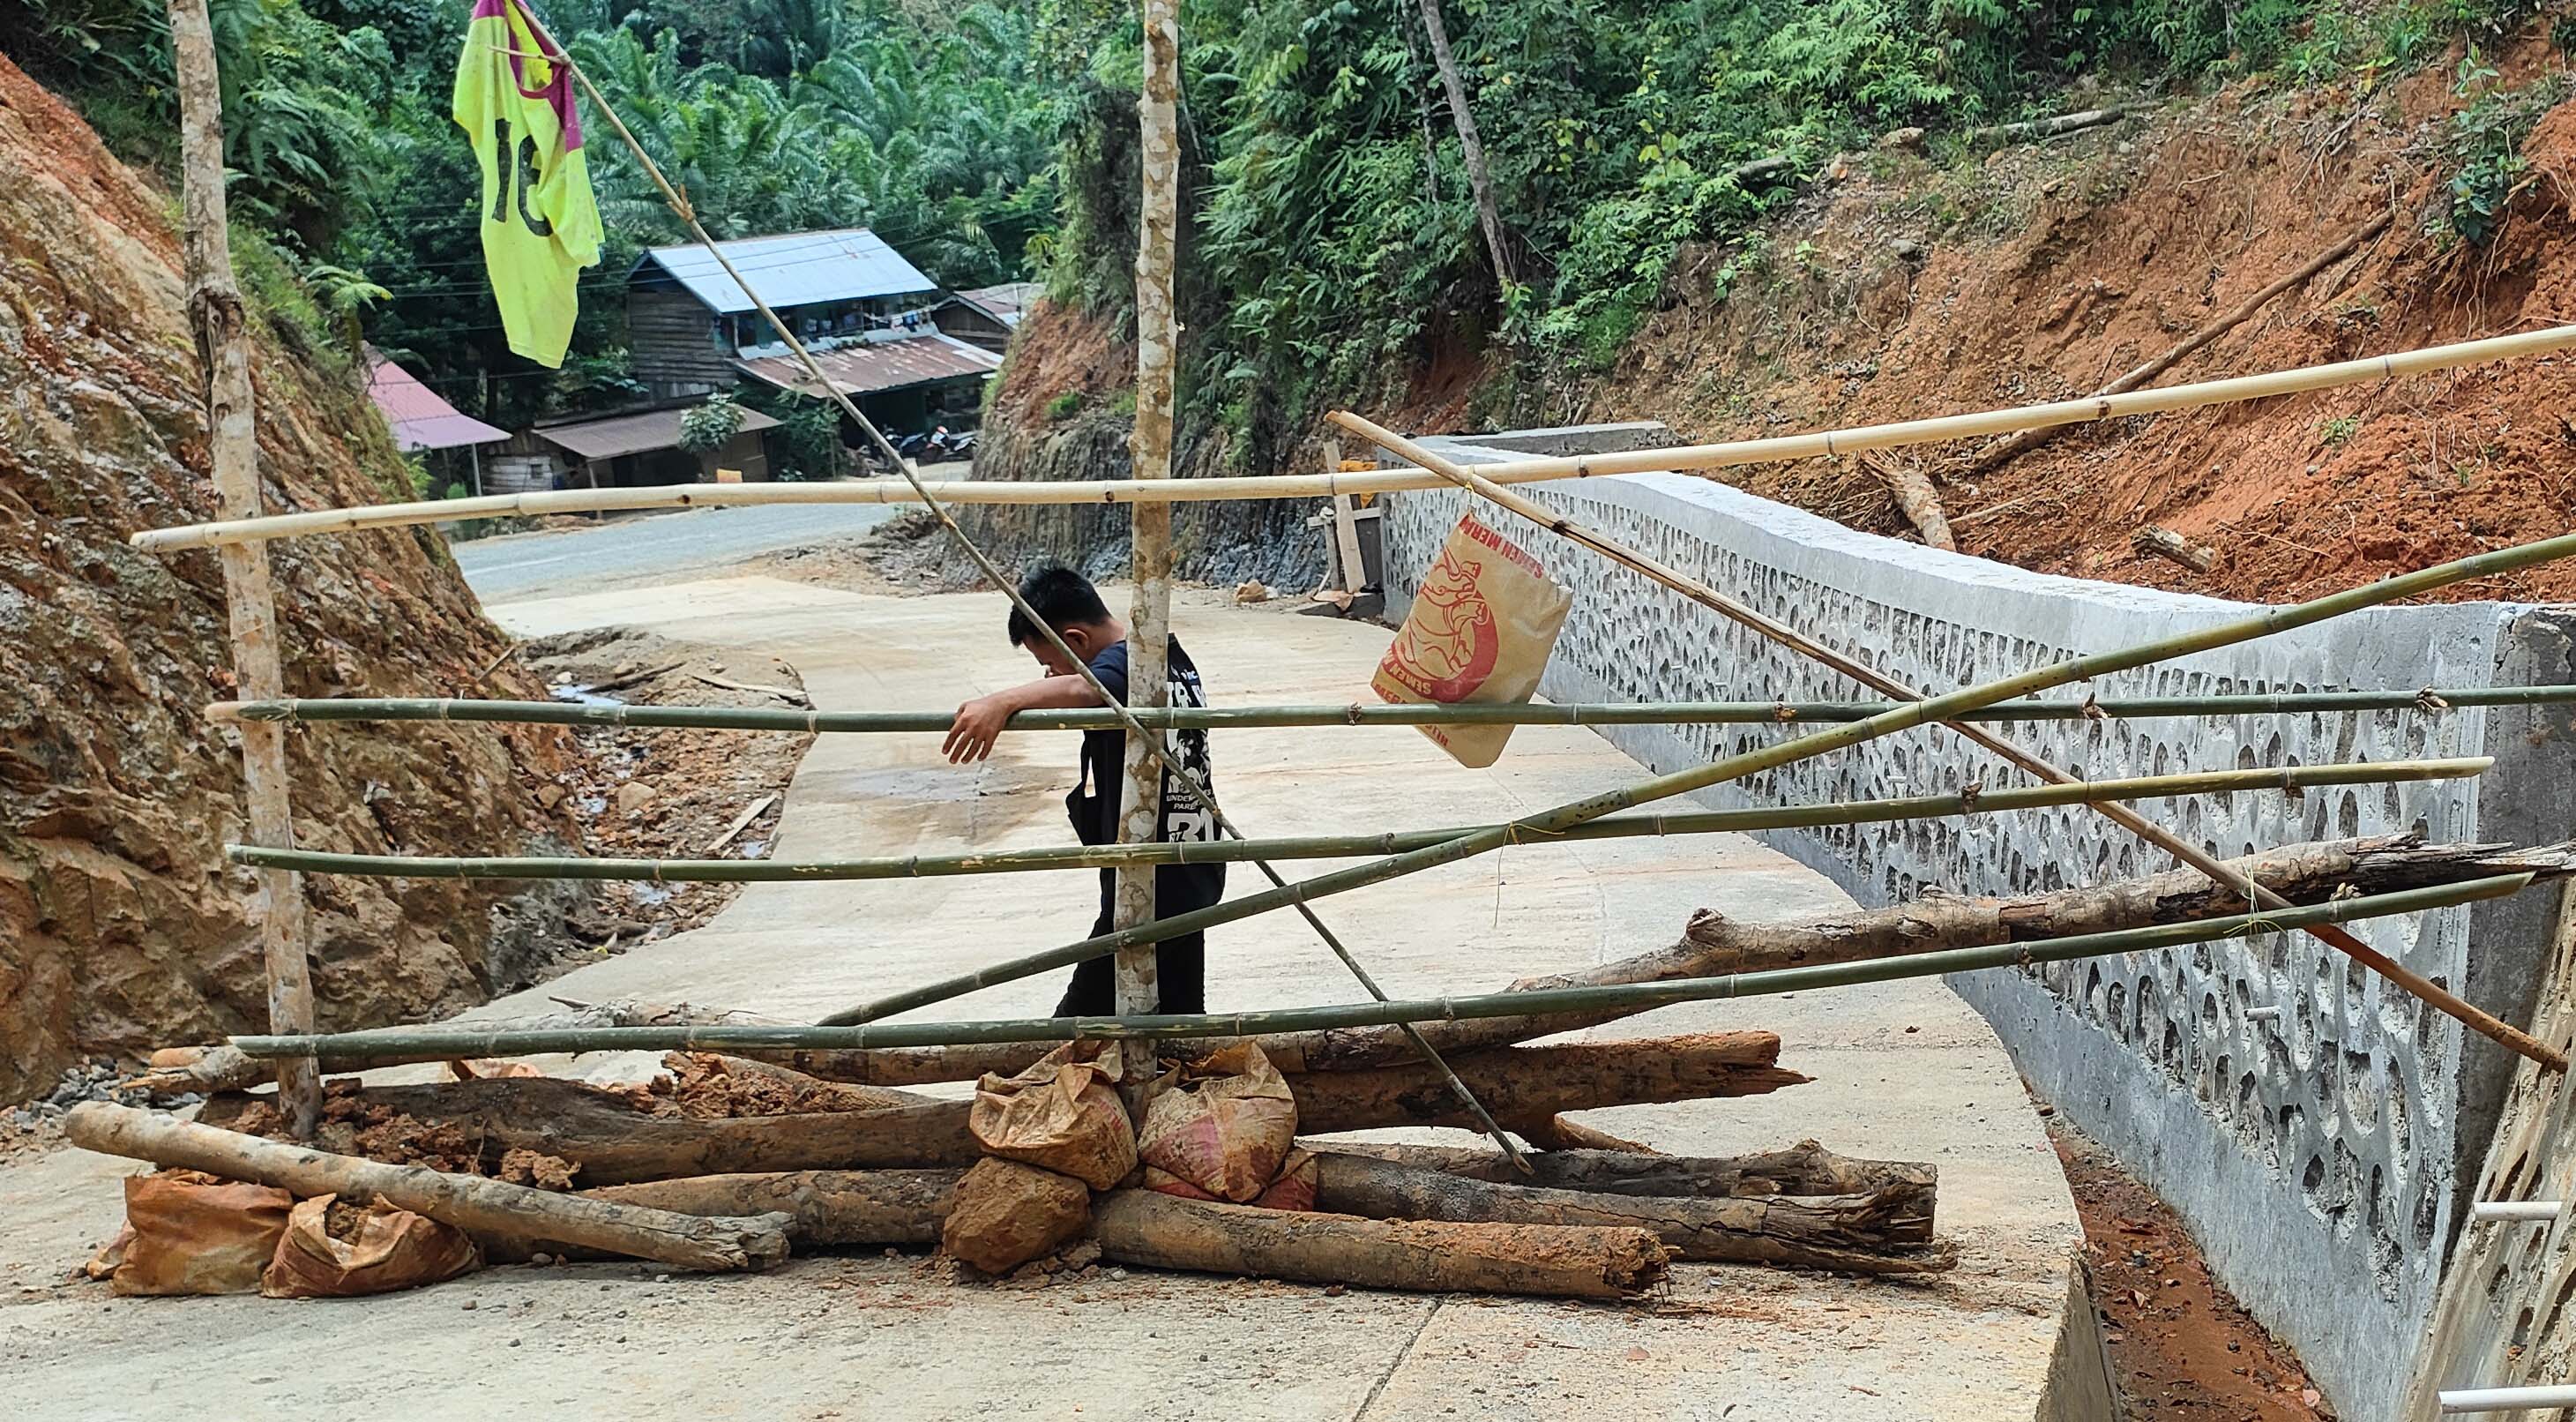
[[1371, 513, 1572, 768]]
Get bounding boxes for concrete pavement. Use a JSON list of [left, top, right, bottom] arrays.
[[450, 498, 915, 602], [0, 578, 2088, 1421]]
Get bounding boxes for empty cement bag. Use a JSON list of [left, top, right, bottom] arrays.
[[969, 1040, 1136, 1190], [1370, 512, 1573, 768], [110, 1170, 294, 1296], [1252, 1148, 1320, 1212], [261, 1194, 480, 1299], [1137, 1043, 1297, 1202]]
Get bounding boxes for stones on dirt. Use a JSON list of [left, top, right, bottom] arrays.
[[941, 1158, 1092, 1276]]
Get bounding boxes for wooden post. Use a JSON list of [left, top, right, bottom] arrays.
[[1117, 0, 1184, 1094], [168, 0, 320, 1136]]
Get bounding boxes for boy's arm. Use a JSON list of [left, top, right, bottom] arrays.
[[943, 674, 1107, 764]]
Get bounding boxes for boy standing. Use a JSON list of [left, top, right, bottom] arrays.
[[943, 566, 1224, 1014]]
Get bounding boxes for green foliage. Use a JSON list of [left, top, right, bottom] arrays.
[[749, 389, 847, 480], [1045, 389, 1086, 421], [2319, 414, 2363, 446], [2428, 64, 2569, 248], [677, 391, 748, 452]]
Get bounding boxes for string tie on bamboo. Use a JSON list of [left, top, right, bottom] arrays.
[[2418, 686, 2453, 713]]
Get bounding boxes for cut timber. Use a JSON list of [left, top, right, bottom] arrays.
[[2133, 524, 2219, 573], [702, 795, 777, 854], [1862, 451, 1955, 550], [1517, 1115, 1658, 1153], [65, 1103, 788, 1272], [1967, 104, 2142, 145], [1289, 1031, 1802, 1135], [1321, 1140, 1933, 1205], [479, 1170, 955, 1263], [1971, 209, 2393, 475], [690, 673, 808, 707], [1310, 1150, 1948, 1272], [587, 661, 684, 695], [1090, 1190, 1666, 1299]]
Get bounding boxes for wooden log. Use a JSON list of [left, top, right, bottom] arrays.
[[477, 1169, 959, 1263], [1515, 1115, 1659, 1153], [197, 1035, 1796, 1185], [1089, 1191, 1667, 1299], [1967, 104, 2143, 145], [64, 1103, 789, 1272], [1318, 1140, 1932, 1203], [1971, 209, 2393, 475], [1862, 450, 1955, 550], [1309, 1150, 1949, 1272], [2133, 524, 2219, 573]]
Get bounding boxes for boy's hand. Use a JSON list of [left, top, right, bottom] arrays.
[[944, 694, 1013, 764]]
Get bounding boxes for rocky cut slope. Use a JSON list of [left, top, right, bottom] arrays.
[[0, 55, 582, 1104]]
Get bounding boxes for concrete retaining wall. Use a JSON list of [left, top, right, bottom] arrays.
[[1378, 427, 2576, 1420]]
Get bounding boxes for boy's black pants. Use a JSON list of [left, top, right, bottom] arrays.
[[1052, 868, 1212, 1017]]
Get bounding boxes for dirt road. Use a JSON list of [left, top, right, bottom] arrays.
[[0, 576, 2085, 1421]]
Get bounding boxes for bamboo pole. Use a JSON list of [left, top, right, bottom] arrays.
[[491, 4, 1519, 1165], [204, 685, 2576, 730], [1117, 0, 1183, 1092], [226, 873, 2533, 1060], [815, 527, 2576, 1066], [124, 325, 2576, 552], [1331, 411, 2568, 1070], [222, 758, 2490, 882], [168, 0, 319, 1137]]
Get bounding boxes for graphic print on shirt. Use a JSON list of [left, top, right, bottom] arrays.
[[1157, 658, 1217, 845]]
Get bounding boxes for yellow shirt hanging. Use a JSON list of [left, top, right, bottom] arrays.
[[452, 0, 602, 367]]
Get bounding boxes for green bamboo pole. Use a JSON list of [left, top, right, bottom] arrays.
[[205, 685, 2576, 732], [225, 873, 2531, 1060], [224, 757, 2489, 883], [816, 528, 2576, 1066]]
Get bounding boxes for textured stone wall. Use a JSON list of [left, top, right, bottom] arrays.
[[1379, 430, 2573, 1420]]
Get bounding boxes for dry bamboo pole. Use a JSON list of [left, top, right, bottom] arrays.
[[168, 0, 319, 1137], [470, 4, 1520, 1166], [814, 526, 2576, 1053], [125, 324, 2576, 553], [228, 874, 2530, 1060], [1117, 0, 1183, 1093], [1970, 209, 2394, 475], [63, 1103, 790, 1272], [222, 758, 2489, 882], [1331, 411, 2567, 1071], [203, 685, 2576, 730]]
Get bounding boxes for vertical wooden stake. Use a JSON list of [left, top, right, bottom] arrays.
[[169, 0, 320, 1136], [1117, 0, 1184, 1098]]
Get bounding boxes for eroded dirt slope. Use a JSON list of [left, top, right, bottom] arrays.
[[1590, 33, 2576, 604], [0, 54, 579, 1102]]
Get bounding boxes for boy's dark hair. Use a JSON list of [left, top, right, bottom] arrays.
[[1007, 565, 1114, 647]]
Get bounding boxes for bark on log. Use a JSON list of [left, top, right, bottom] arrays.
[[2133, 524, 2218, 573], [480, 1169, 958, 1262], [64, 1103, 789, 1273], [1517, 1116, 1660, 1153], [1970, 209, 2392, 475], [1310, 1150, 1949, 1272], [196, 1035, 1796, 1184], [1862, 451, 1955, 550], [1318, 1140, 1932, 1204], [1089, 1191, 1667, 1299], [1967, 104, 2143, 145]]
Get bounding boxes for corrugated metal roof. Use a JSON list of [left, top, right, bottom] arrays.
[[364, 348, 507, 451], [954, 281, 1042, 326], [631, 228, 937, 315], [533, 405, 783, 461], [735, 332, 1002, 399]]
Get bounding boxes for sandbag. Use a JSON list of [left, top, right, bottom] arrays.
[[1252, 1148, 1319, 1213], [261, 1194, 481, 1299], [1370, 512, 1573, 768], [968, 1041, 1136, 1190], [110, 1170, 294, 1296], [1137, 1044, 1295, 1202], [941, 1158, 1092, 1275]]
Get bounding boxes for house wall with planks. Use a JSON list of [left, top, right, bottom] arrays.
[[1378, 427, 2576, 1422]]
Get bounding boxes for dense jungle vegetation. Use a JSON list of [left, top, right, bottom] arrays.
[[2, 0, 2553, 460]]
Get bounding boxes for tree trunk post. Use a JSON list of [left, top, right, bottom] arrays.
[[1120, 0, 1185, 1096], [1415, 0, 1513, 290], [168, 0, 320, 1137]]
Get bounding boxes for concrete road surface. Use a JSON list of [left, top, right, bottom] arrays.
[[451, 498, 907, 602], [0, 579, 2087, 1422]]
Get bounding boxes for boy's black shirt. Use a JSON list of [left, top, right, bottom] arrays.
[[1069, 635, 1225, 917]]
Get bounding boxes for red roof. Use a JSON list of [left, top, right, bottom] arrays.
[[365, 348, 509, 452], [734, 332, 1002, 399]]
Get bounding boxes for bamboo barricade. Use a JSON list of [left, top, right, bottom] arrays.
[[225, 874, 2532, 1060], [1331, 411, 2550, 1069], [203, 685, 2576, 731], [124, 325, 2576, 554], [169, 0, 319, 1136], [489, 3, 1519, 1165], [812, 528, 2576, 1068], [222, 758, 2490, 883]]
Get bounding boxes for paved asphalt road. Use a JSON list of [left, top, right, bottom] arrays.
[[450, 500, 900, 602]]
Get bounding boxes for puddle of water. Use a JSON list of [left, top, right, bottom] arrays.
[[550, 685, 629, 708]]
